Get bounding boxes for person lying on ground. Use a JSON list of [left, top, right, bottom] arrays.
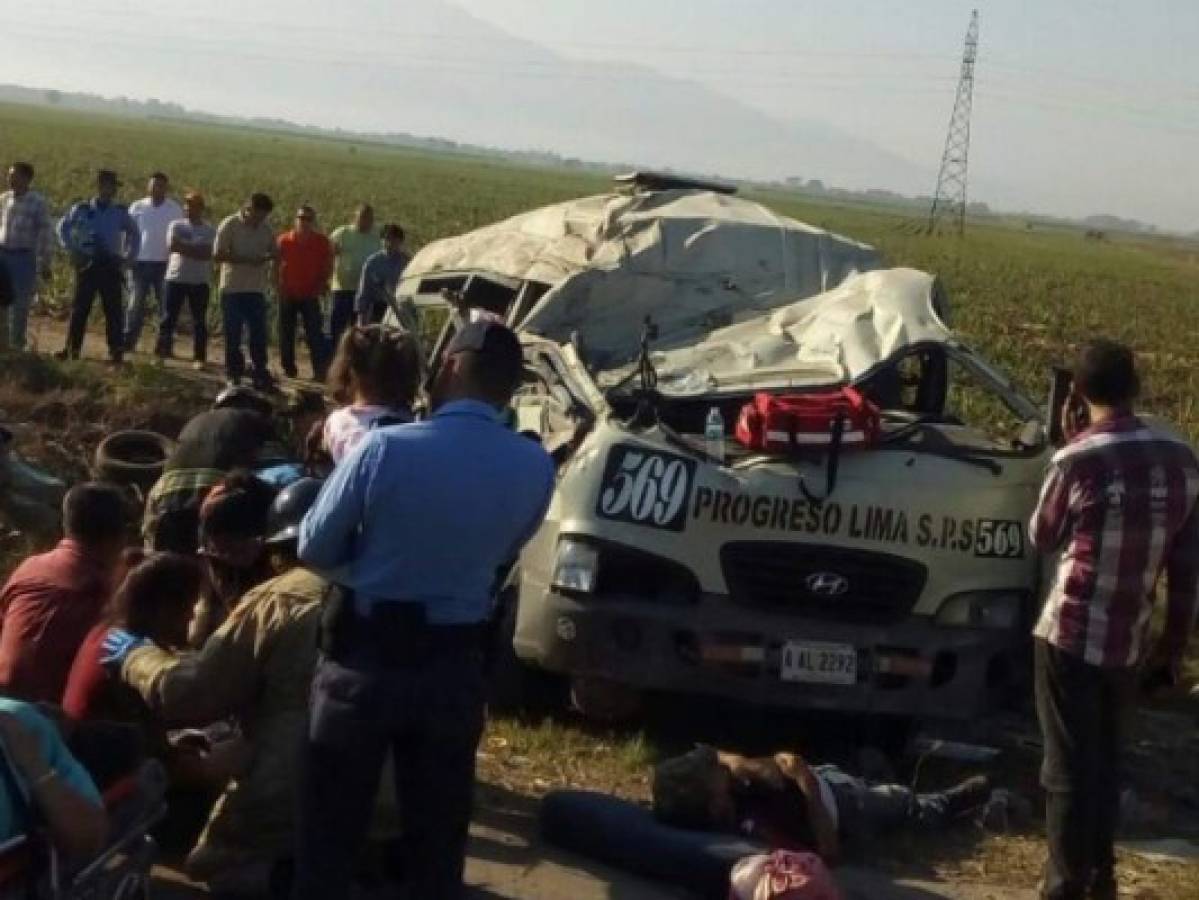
[[190, 471, 278, 645], [0, 483, 128, 703], [319, 324, 421, 466], [142, 386, 276, 553], [61, 550, 248, 790], [652, 745, 992, 863], [0, 697, 107, 860], [100, 478, 330, 896]]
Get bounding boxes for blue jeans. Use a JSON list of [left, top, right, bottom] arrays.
[[156, 281, 210, 361], [1, 248, 37, 350], [813, 765, 953, 841], [124, 261, 168, 351], [329, 290, 356, 348], [293, 642, 486, 900], [220, 291, 270, 384]]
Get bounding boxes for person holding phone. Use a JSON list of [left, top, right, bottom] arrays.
[[1029, 339, 1199, 900]]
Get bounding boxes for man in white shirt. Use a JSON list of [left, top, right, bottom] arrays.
[[156, 191, 216, 369], [124, 173, 183, 353], [0, 162, 54, 351]]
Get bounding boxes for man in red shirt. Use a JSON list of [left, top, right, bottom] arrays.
[[1030, 339, 1199, 900], [0, 483, 128, 703], [276, 206, 332, 382]]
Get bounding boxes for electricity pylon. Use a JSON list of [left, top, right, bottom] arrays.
[[927, 10, 980, 236]]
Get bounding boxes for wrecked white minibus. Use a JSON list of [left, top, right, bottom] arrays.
[[395, 174, 1049, 721]]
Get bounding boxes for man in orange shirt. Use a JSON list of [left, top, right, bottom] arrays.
[[276, 206, 332, 381]]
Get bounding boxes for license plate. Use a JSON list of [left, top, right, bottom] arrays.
[[780, 641, 857, 686]]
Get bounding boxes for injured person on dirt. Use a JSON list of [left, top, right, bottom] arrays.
[[652, 746, 993, 863]]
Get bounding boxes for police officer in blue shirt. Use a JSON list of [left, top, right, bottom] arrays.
[[293, 318, 554, 900], [56, 169, 140, 365]]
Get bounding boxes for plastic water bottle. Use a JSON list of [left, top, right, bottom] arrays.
[[705, 406, 725, 464]]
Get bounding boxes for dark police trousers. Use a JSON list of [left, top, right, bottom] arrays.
[[1034, 639, 1134, 900], [293, 605, 486, 900], [65, 260, 125, 361]]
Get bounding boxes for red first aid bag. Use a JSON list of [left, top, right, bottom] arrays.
[[734, 387, 881, 454], [734, 387, 881, 501]]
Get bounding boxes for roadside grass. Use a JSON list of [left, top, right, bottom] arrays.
[[481, 715, 655, 801], [0, 352, 210, 483]]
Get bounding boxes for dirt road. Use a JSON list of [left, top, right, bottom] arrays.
[[153, 783, 1036, 899], [22, 311, 324, 388]]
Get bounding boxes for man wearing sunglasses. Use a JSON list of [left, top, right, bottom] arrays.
[[275, 206, 332, 383]]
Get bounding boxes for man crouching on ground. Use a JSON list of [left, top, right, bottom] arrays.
[[101, 478, 328, 895]]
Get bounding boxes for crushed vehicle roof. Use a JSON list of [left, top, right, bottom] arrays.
[[639, 268, 954, 395], [400, 189, 881, 370]]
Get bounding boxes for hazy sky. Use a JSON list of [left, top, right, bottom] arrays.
[[2, 0, 1196, 230]]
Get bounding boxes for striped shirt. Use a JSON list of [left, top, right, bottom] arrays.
[[0, 190, 54, 267], [1030, 415, 1199, 667]]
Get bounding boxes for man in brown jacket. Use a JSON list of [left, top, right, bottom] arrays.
[[117, 478, 327, 894]]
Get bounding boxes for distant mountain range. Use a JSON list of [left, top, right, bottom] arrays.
[[0, 82, 1175, 239]]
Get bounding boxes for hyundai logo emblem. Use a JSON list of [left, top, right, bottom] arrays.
[[805, 572, 849, 597]]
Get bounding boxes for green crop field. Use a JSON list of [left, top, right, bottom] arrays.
[[3, 100, 1197, 439], [5, 100, 1198, 443]]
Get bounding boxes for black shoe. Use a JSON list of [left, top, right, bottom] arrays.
[[282, 366, 298, 379], [942, 774, 992, 818], [54, 349, 72, 361]]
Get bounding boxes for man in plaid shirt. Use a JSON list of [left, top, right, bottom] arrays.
[[1029, 339, 1199, 900], [0, 162, 55, 351]]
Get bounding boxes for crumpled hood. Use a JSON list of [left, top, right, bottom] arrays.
[[401, 189, 880, 369], [627, 268, 952, 394]]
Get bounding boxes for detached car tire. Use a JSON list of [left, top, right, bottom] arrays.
[[94, 430, 175, 493]]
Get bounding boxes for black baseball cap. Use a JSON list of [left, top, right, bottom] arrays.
[[96, 169, 121, 186]]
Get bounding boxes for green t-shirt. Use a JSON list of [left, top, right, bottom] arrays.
[[330, 226, 380, 292]]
